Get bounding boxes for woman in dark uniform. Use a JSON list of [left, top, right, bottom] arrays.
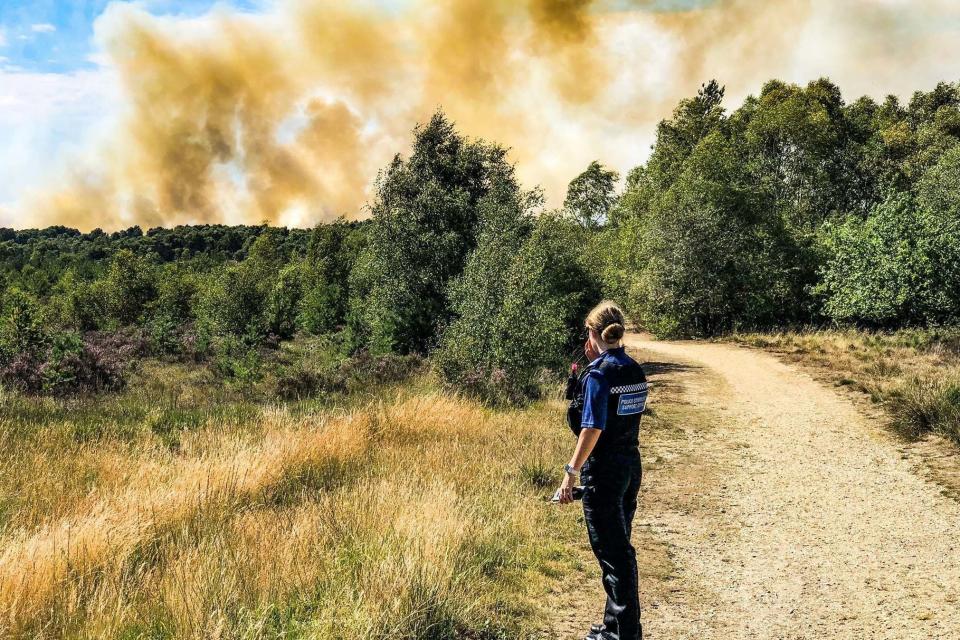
[[557, 300, 648, 640]]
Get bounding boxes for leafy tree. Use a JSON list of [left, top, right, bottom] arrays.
[[299, 220, 365, 334], [636, 130, 798, 336], [49, 270, 105, 331], [268, 263, 304, 340], [436, 203, 597, 405], [349, 112, 517, 354], [196, 262, 271, 342], [818, 193, 929, 326], [491, 214, 598, 400], [434, 180, 536, 401], [644, 79, 726, 195], [102, 249, 157, 326], [0, 289, 50, 362], [916, 144, 960, 320], [564, 161, 619, 228]]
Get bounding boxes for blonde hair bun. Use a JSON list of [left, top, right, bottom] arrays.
[[601, 323, 625, 343]]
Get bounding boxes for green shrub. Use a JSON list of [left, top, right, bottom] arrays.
[[891, 375, 960, 443], [635, 130, 798, 336], [818, 193, 930, 326], [196, 263, 270, 342], [150, 265, 199, 326], [436, 211, 597, 406], [0, 289, 50, 362], [50, 271, 105, 331], [102, 249, 158, 326], [267, 263, 304, 340], [211, 335, 263, 382], [298, 220, 364, 335]]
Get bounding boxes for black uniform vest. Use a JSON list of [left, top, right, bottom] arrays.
[[566, 353, 648, 458]]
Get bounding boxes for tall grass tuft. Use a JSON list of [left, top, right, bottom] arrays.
[[891, 375, 960, 443]]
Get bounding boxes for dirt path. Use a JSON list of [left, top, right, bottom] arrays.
[[549, 334, 960, 639]]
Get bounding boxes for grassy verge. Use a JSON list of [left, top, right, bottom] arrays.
[[729, 329, 960, 444], [0, 347, 581, 638]]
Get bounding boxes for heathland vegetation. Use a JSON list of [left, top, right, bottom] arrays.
[[4, 77, 960, 636]]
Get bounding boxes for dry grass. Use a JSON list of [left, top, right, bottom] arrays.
[[0, 374, 578, 638], [730, 328, 960, 444]]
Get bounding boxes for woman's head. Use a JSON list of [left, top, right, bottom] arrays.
[[585, 300, 626, 351]]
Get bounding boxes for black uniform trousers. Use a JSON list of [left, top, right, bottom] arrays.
[[581, 451, 643, 640]]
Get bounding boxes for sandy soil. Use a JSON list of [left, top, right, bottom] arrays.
[[546, 334, 960, 639]]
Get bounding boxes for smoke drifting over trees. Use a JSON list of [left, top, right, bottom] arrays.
[[16, 0, 960, 230]]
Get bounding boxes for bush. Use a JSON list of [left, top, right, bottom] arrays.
[[267, 263, 303, 340], [436, 211, 597, 406], [818, 193, 930, 326], [50, 272, 105, 331], [0, 289, 49, 362], [101, 249, 157, 326], [196, 262, 271, 343], [0, 327, 134, 395], [891, 375, 960, 443], [149, 265, 199, 326], [298, 220, 364, 335], [634, 130, 800, 336], [211, 335, 263, 382]]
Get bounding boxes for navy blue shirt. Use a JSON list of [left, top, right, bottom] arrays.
[[581, 346, 633, 430]]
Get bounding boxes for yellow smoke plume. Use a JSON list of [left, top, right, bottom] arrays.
[[21, 0, 959, 230]]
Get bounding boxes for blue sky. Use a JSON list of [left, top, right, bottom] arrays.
[[0, 0, 265, 73]]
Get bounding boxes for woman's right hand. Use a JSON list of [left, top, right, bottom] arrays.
[[584, 337, 600, 362]]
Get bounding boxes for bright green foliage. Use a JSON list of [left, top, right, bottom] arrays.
[[635, 131, 798, 336], [818, 145, 960, 327], [150, 265, 199, 325], [615, 80, 808, 336], [196, 230, 300, 342], [196, 261, 273, 342], [492, 214, 598, 400], [349, 112, 516, 355], [818, 194, 929, 325], [916, 144, 960, 319], [436, 204, 597, 405], [268, 263, 304, 340], [564, 161, 619, 228], [102, 249, 157, 326], [741, 79, 852, 225], [433, 181, 535, 402], [298, 220, 364, 334], [608, 78, 960, 335], [0, 289, 50, 362], [48, 271, 104, 331]]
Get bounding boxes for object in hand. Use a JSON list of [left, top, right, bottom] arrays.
[[550, 486, 586, 502], [564, 363, 579, 400]]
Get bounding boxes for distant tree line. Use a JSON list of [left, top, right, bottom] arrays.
[[3, 77, 960, 401]]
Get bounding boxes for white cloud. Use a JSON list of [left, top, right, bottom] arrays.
[[31, 23, 57, 34], [0, 29, 6, 47], [0, 67, 119, 213]]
